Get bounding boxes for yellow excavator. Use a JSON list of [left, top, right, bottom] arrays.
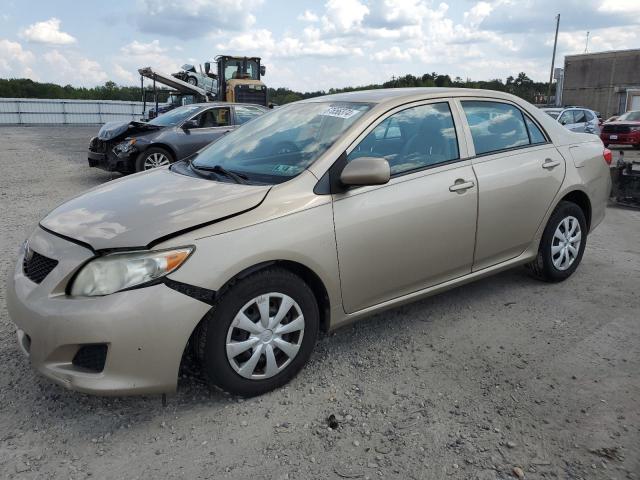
[[204, 55, 268, 107]]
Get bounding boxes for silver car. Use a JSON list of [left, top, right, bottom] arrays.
[[541, 107, 600, 134], [8, 88, 611, 397]]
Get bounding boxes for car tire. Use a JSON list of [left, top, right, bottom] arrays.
[[526, 201, 587, 282], [187, 76, 198, 86], [198, 268, 319, 397], [135, 147, 174, 172], [603, 143, 609, 148]]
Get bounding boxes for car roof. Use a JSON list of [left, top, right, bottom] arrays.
[[298, 87, 529, 106], [185, 102, 267, 108]]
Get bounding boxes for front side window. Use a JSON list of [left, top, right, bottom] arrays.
[[348, 102, 459, 175], [194, 108, 231, 128], [461, 101, 530, 155], [584, 110, 595, 122], [190, 101, 372, 184]]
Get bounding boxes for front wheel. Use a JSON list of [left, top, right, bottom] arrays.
[[187, 76, 198, 86], [135, 147, 174, 172], [198, 268, 319, 397], [526, 201, 587, 282]]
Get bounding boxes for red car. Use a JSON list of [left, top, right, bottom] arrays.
[[601, 110, 640, 148]]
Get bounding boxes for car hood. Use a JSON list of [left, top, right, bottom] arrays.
[[97, 121, 162, 141], [40, 168, 271, 250]]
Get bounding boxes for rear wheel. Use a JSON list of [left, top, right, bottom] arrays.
[[526, 201, 587, 282], [135, 147, 174, 172], [198, 269, 319, 397]]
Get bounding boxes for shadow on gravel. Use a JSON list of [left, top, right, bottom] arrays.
[[13, 266, 537, 426]]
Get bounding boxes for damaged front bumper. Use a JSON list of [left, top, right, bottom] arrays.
[[87, 136, 138, 173]]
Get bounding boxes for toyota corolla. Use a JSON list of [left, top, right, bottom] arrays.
[[7, 88, 611, 397]]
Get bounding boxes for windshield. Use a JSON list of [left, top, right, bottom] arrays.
[[191, 101, 372, 183], [618, 111, 640, 122], [148, 105, 201, 127], [224, 59, 260, 81]]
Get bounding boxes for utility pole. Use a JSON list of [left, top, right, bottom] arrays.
[[547, 14, 560, 106]]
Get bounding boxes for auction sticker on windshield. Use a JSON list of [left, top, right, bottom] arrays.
[[321, 106, 360, 119]]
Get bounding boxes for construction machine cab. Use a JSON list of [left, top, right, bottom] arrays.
[[204, 55, 268, 107]]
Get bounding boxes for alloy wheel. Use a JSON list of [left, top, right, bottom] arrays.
[[225, 293, 305, 380], [551, 216, 582, 271], [143, 152, 170, 170]]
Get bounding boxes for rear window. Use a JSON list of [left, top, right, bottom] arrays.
[[461, 101, 530, 155]]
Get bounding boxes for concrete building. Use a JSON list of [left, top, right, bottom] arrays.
[[561, 49, 640, 118]]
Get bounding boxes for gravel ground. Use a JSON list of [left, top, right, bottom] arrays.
[[0, 126, 638, 480]]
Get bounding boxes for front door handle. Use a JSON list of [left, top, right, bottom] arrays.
[[542, 158, 561, 169], [449, 180, 475, 192]]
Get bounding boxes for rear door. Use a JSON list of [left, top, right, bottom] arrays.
[[458, 99, 566, 270], [333, 100, 478, 313]]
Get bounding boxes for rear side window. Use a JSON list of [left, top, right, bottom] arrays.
[[461, 101, 530, 155], [235, 105, 264, 125], [584, 110, 595, 121], [574, 110, 587, 123], [348, 102, 459, 175], [558, 110, 575, 125], [525, 116, 546, 144]]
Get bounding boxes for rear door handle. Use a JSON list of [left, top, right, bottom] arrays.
[[449, 180, 475, 192], [542, 159, 561, 169]]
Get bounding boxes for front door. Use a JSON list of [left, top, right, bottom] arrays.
[[459, 100, 566, 270], [332, 101, 478, 313], [181, 107, 233, 155]]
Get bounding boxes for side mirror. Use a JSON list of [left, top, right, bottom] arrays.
[[182, 119, 199, 130], [260, 65, 266, 76], [340, 156, 390, 187]]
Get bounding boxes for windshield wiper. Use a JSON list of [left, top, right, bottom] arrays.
[[189, 160, 248, 184]]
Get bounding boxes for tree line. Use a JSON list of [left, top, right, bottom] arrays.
[[0, 72, 553, 105]]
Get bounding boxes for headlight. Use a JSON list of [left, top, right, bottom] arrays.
[[114, 138, 137, 154], [70, 247, 193, 297]]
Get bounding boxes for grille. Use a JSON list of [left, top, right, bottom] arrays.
[[72, 344, 108, 373], [23, 250, 58, 284], [234, 86, 267, 106], [603, 125, 631, 134], [89, 138, 108, 152]]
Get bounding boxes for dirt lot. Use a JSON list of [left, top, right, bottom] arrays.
[[0, 126, 638, 480]]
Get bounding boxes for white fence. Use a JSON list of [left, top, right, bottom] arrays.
[[0, 98, 146, 125]]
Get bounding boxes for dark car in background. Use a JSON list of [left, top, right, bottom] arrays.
[[601, 110, 640, 148], [88, 103, 268, 173]]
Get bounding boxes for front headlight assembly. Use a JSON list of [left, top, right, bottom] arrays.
[[113, 138, 137, 155], [70, 247, 194, 297]]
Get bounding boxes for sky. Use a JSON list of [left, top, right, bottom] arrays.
[[0, 0, 639, 92]]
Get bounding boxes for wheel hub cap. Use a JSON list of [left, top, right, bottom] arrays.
[[143, 152, 170, 170], [551, 215, 581, 271], [225, 293, 305, 380]]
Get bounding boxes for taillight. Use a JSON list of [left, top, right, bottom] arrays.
[[603, 148, 612, 165]]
